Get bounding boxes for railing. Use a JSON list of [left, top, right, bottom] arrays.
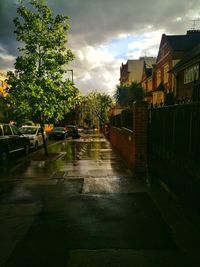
[[110, 109, 133, 130], [149, 103, 200, 161], [148, 102, 200, 206]]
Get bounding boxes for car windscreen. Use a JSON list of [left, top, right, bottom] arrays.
[[67, 125, 76, 130], [20, 127, 37, 134], [54, 127, 64, 131]]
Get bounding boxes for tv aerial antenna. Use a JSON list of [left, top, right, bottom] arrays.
[[191, 18, 200, 30]]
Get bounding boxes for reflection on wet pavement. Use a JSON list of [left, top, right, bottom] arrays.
[[83, 177, 147, 194], [0, 135, 133, 188], [0, 133, 199, 266]]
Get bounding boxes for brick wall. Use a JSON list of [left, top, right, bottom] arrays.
[[109, 127, 135, 166], [109, 101, 148, 173]]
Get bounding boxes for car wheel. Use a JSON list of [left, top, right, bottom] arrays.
[[24, 144, 29, 155], [1, 151, 8, 162], [34, 141, 38, 150]]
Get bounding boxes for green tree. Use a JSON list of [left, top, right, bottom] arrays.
[[7, 0, 79, 154], [114, 82, 144, 107], [114, 84, 129, 107], [0, 96, 10, 122], [85, 92, 113, 129]]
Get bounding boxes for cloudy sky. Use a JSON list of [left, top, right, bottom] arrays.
[[0, 0, 200, 95]]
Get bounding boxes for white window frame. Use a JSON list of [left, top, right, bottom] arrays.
[[184, 64, 199, 84]]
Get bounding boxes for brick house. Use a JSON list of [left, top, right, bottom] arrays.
[[120, 59, 144, 86], [141, 58, 156, 106], [153, 30, 200, 105], [120, 57, 155, 86], [171, 43, 200, 102]]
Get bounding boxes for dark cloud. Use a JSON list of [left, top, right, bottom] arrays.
[[0, 0, 18, 55], [1, 0, 200, 93], [2, 0, 198, 53], [46, 0, 200, 44]]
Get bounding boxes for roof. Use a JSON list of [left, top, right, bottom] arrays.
[[172, 42, 200, 73], [144, 57, 156, 68], [166, 31, 200, 52], [140, 59, 155, 81]]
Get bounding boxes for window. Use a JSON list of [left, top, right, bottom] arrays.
[[156, 70, 161, 87], [164, 64, 169, 84], [184, 64, 199, 84]]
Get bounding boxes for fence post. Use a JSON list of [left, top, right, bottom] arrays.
[[133, 101, 148, 174]]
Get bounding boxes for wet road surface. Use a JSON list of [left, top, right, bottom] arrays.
[[0, 133, 200, 266]]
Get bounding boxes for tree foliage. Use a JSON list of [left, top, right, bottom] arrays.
[[83, 92, 113, 126], [114, 82, 144, 107], [7, 0, 80, 125], [0, 96, 10, 122]]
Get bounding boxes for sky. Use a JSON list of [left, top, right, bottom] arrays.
[[0, 0, 200, 96]]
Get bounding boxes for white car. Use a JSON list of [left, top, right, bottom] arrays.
[[19, 126, 47, 150]]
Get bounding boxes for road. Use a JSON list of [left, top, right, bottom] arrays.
[[0, 133, 200, 266]]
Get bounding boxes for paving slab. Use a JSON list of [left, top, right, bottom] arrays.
[[0, 133, 200, 266]]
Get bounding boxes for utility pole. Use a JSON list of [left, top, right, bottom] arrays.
[[67, 69, 73, 83]]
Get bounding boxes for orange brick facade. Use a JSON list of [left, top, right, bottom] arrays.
[[109, 101, 148, 173]]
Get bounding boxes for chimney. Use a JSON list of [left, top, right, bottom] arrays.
[[187, 30, 200, 34]]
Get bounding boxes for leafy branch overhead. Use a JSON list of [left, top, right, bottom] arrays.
[[7, 0, 79, 124]]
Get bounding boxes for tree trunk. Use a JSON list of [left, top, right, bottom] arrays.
[[40, 123, 48, 156]]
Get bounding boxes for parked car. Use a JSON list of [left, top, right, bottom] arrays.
[[49, 127, 68, 140], [0, 123, 30, 162], [66, 125, 80, 139], [19, 125, 47, 150]]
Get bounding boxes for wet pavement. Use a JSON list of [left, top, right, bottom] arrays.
[[0, 133, 200, 266]]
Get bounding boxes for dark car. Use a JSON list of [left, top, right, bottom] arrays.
[[66, 125, 80, 139], [0, 123, 30, 162], [49, 127, 68, 140]]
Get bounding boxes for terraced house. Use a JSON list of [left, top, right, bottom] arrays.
[[171, 42, 200, 102], [152, 30, 200, 106], [141, 58, 156, 106], [120, 57, 155, 86]]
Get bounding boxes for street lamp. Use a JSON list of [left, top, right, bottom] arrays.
[[67, 69, 73, 83]]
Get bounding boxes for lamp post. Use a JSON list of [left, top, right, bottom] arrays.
[[67, 69, 73, 83]]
